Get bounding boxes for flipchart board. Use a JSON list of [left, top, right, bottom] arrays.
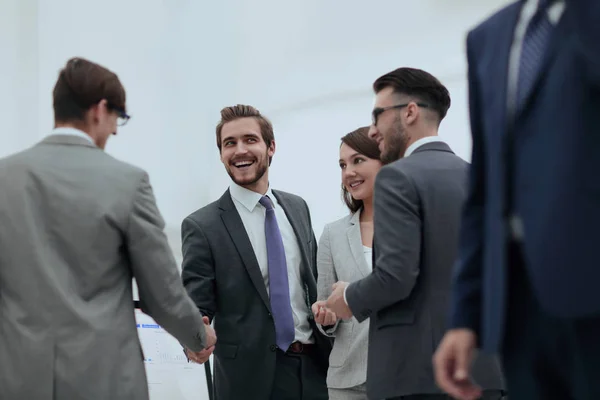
[[134, 308, 213, 400]]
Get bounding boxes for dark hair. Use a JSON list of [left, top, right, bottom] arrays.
[[373, 67, 451, 122], [53, 57, 126, 123], [341, 126, 381, 213], [215, 104, 275, 164]]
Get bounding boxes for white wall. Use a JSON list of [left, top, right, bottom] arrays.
[[0, 1, 510, 398], [0, 0, 510, 251], [209, 0, 510, 237], [0, 0, 39, 155]]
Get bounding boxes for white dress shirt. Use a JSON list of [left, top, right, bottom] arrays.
[[229, 182, 313, 344], [363, 246, 373, 271], [50, 127, 95, 145]]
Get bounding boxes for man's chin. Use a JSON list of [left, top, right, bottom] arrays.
[[381, 151, 397, 165], [234, 178, 258, 187], [229, 172, 260, 187]]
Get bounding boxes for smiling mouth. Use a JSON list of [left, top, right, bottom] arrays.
[[232, 160, 255, 169], [349, 180, 364, 189]]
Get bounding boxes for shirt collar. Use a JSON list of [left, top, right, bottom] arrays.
[[522, 0, 565, 24], [51, 127, 95, 144], [404, 136, 444, 157], [229, 181, 276, 212]]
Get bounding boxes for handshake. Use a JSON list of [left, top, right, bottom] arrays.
[[311, 281, 353, 326], [311, 301, 338, 326], [185, 315, 217, 364]]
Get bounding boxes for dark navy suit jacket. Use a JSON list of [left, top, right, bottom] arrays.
[[450, 0, 600, 352]]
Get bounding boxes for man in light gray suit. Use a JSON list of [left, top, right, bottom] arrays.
[[0, 57, 215, 400], [326, 68, 505, 400]]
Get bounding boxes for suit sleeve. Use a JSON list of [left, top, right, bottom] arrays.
[[316, 224, 340, 336], [126, 173, 206, 352], [448, 31, 485, 335], [345, 165, 421, 323], [181, 217, 217, 322], [305, 200, 318, 278], [567, 0, 600, 84]]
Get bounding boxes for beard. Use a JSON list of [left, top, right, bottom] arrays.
[[380, 119, 410, 165], [226, 153, 269, 188]]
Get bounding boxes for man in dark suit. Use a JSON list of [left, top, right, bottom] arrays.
[[434, 1, 600, 399], [326, 68, 505, 400], [181, 104, 331, 400]]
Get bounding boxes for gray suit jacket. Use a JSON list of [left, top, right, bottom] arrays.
[[0, 135, 207, 400], [345, 142, 505, 399], [317, 211, 369, 389], [181, 189, 331, 400]]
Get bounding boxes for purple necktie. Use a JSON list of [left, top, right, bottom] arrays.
[[259, 195, 295, 352]]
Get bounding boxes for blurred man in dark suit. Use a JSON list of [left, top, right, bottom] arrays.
[[435, 1, 600, 399]]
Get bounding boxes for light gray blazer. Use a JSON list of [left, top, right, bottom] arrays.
[[0, 135, 207, 400], [317, 211, 370, 389]]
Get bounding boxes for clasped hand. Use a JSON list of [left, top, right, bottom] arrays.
[[311, 300, 337, 326], [186, 316, 216, 364], [324, 281, 353, 320]]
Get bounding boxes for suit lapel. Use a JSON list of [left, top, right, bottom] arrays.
[[346, 211, 370, 278], [490, 4, 521, 136], [272, 191, 314, 303], [219, 191, 271, 312], [273, 191, 306, 256]]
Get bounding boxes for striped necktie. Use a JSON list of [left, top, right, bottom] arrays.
[[516, 0, 555, 110]]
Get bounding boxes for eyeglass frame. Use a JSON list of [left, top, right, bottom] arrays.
[[371, 102, 429, 126], [107, 103, 131, 127]]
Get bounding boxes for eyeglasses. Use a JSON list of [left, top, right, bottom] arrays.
[[371, 103, 429, 126], [109, 105, 131, 127]]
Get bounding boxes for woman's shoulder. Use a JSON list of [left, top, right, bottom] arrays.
[[322, 211, 357, 234]]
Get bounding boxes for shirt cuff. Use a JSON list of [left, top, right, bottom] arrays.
[[343, 285, 348, 306]]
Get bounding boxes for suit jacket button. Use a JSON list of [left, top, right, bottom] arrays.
[[270, 344, 277, 352], [268, 312, 273, 319]]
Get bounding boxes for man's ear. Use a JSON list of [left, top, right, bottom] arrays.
[[405, 102, 420, 125], [268, 139, 276, 158]]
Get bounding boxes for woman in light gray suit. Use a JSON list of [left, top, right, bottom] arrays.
[[311, 126, 382, 399]]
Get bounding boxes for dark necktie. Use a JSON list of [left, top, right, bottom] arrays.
[[516, 0, 554, 110], [259, 195, 295, 352]]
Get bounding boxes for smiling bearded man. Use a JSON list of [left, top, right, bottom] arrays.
[[179, 104, 332, 400]]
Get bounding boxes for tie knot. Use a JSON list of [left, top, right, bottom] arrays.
[[259, 195, 274, 211]]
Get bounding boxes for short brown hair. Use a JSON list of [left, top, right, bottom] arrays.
[[373, 67, 451, 122], [341, 127, 381, 213], [215, 104, 275, 163], [52, 57, 126, 123]]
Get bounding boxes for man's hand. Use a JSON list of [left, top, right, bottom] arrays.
[[186, 345, 214, 364], [186, 316, 217, 364], [433, 328, 482, 400], [311, 300, 337, 326], [202, 316, 217, 348], [325, 281, 352, 320]]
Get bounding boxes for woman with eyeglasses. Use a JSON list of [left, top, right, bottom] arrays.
[[311, 126, 382, 399]]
